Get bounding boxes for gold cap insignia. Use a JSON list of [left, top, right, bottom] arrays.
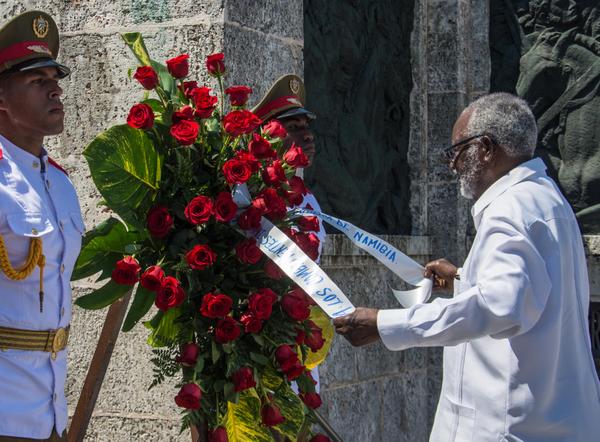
[[32, 16, 49, 38], [27, 45, 52, 56], [289, 78, 300, 94]]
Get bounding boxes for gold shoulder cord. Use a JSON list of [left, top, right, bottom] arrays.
[[0, 235, 45, 312]]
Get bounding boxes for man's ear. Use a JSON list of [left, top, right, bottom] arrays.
[[480, 135, 497, 162]]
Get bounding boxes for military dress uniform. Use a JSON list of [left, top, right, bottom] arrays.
[[0, 12, 83, 441]]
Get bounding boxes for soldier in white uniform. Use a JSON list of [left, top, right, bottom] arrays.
[[0, 11, 84, 442]]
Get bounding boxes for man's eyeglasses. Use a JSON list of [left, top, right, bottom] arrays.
[[443, 133, 494, 164]]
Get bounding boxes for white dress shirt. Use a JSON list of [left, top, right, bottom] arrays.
[[0, 135, 84, 438], [377, 158, 600, 441]]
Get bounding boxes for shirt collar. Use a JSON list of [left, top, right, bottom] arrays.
[[471, 157, 547, 229], [0, 134, 48, 171]]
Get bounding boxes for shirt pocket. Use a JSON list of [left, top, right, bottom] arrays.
[[446, 395, 476, 442], [3, 213, 54, 267]]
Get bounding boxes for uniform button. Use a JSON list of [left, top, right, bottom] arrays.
[[32, 161, 39, 168], [60, 263, 65, 273], [31, 228, 38, 235]]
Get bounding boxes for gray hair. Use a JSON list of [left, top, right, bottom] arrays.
[[466, 93, 538, 158]]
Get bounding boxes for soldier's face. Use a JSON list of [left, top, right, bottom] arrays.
[[280, 115, 316, 166], [0, 67, 64, 137]]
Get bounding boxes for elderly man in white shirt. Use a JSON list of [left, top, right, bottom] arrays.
[[334, 93, 600, 442]]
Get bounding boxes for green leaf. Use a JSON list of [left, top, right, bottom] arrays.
[[250, 352, 269, 366], [142, 98, 165, 114], [144, 307, 181, 347], [83, 124, 162, 227], [121, 32, 152, 66], [272, 383, 305, 440], [75, 279, 132, 310], [122, 285, 156, 332], [260, 364, 283, 391], [225, 389, 273, 442], [212, 340, 221, 364], [194, 356, 205, 374]]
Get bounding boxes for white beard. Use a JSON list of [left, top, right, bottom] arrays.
[[458, 147, 484, 200]]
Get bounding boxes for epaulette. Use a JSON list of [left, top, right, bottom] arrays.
[[48, 157, 68, 175]]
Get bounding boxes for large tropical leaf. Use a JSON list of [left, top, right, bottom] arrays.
[[72, 217, 143, 281], [75, 279, 132, 310], [122, 285, 156, 332], [225, 389, 273, 442], [83, 124, 162, 227], [304, 306, 334, 370], [272, 383, 305, 440]]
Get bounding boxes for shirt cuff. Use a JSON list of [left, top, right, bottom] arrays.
[[377, 309, 413, 351]]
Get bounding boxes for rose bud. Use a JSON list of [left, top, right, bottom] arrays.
[[185, 244, 217, 270], [225, 85, 252, 106], [146, 205, 174, 238], [248, 133, 276, 160], [166, 54, 189, 79], [180, 80, 198, 99], [235, 238, 263, 264], [140, 265, 165, 292], [283, 359, 305, 380], [262, 120, 287, 139], [111, 256, 140, 285], [231, 367, 256, 392], [172, 105, 195, 123], [171, 120, 199, 145], [191, 86, 218, 119], [176, 342, 200, 367], [264, 260, 285, 280], [262, 160, 287, 187], [214, 192, 238, 223], [310, 435, 331, 442], [215, 317, 241, 343], [174, 383, 202, 409], [275, 345, 299, 371], [184, 195, 214, 225], [304, 320, 325, 352], [127, 103, 154, 130], [206, 52, 225, 76], [133, 65, 158, 90], [300, 392, 322, 409], [296, 216, 320, 232], [222, 158, 253, 185], [208, 427, 228, 442], [283, 144, 309, 168], [240, 312, 263, 333], [295, 328, 306, 345], [261, 404, 285, 427], [281, 288, 311, 321], [200, 293, 233, 318], [155, 276, 185, 311], [285, 176, 308, 206], [293, 231, 320, 261], [237, 206, 262, 231]]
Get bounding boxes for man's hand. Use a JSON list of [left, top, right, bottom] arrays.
[[424, 258, 458, 291], [333, 307, 380, 347]]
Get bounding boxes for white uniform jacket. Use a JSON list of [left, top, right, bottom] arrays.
[[377, 158, 600, 441], [0, 136, 84, 438]]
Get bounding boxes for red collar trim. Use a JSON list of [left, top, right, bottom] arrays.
[[48, 157, 68, 175]]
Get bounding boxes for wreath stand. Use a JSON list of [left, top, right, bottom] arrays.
[[67, 291, 342, 442]]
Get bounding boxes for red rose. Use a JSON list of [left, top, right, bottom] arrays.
[[304, 320, 325, 352], [140, 265, 165, 291], [174, 383, 201, 409], [133, 65, 158, 90], [111, 256, 140, 285], [248, 133, 276, 160], [293, 231, 320, 261], [262, 160, 286, 187], [176, 342, 199, 366], [275, 344, 299, 371], [297, 216, 320, 232], [127, 103, 154, 129], [237, 206, 262, 231], [213, 192, 238, 223], [235, 238, 262, 264], [208, 427, 228, 442], [235, 150, 259, 172], [185, 244, 217, 270], [166, 54, 189, 79], [283, 144, 309, 168], [264, 260, 285, 280], [222, 110, 262, 136], [206, 53, 225, 76], [232, 367, 256, 392], [222, 159, 252, 185], [252, 188, 286, 221], [146, 205, 174, 238], [155, 276, 185, 311], [281, 288, 311, 321], [179, 81, 198, 99], [283, 359, 305, 380], [225, 85, 252, 106], [300, 392, 322, 409], [247, 288, 277, 320], [191, 86, 218, 119], [262, 120, 287, 139], [295, 328, 306, 345], [200, 293, 233, 318], [285, 176, 308, 206], [172, 105, 194, 123], [214, 317, 241, 343], [171, 120, 199, 145], [261, 404, 285, 427], [240, 312, 263, 333], [184, 195, 214, 225], [310, 435, 331, 442]]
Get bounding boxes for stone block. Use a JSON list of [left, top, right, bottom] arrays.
[[427, 182, 460, 262], [81, 415, 184, 441], [318, 334, 357, 389], [469, 0, 491, 93], [382, 374, 430, 442], [356, 340, 405, 380], [225, 0, 303, 41]]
